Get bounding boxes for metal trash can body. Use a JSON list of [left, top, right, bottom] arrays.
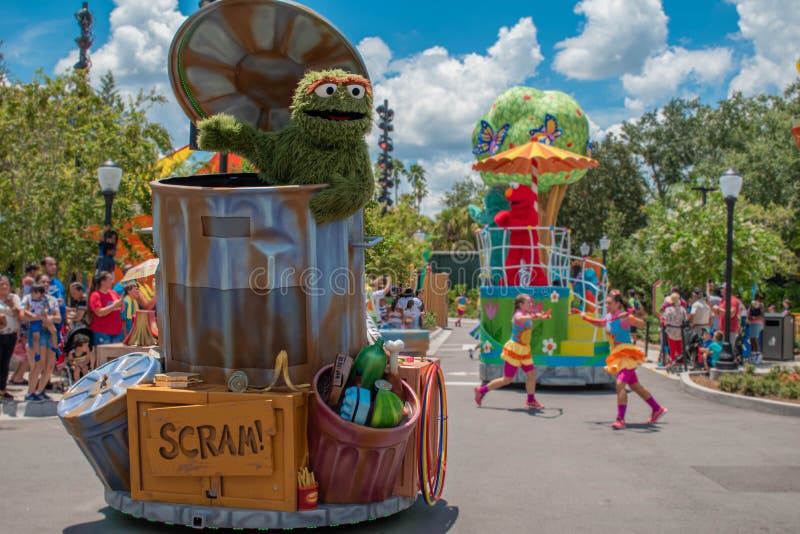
[[152, 174, 367, 387], [762, 313, 795, 361]]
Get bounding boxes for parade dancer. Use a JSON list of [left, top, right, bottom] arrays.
[[576, 291, 667, 429], [474, 294, 551, 409]]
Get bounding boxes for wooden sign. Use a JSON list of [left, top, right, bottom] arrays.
[[145, 400, 275, 477]]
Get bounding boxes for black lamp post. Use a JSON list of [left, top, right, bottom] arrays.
[[715, 168, 743, 370], [599, 235, 610, 266], [692, 183, 717, 207], [97, 160, 123, 227]]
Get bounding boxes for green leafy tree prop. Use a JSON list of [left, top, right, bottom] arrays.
[[0, 70, 172, 281]]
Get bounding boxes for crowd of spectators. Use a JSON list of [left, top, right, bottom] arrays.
[[367, 276, 426, 329], [0, 251, 156, 402], [654, 280, 792, 371]]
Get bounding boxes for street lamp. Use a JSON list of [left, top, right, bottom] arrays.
[[715, 168, 743, 370], [413, 228, 425, 243], [97, 159, 123, 227], [691, 181, 717, 207], [599, 235, 610, 265], [579, 242, 590, 257]]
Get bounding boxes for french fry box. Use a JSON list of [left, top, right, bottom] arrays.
[[298, 483, 319, 510], [308, 365, 420, 504]]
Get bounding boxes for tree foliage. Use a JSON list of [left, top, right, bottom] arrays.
[[622, 186, 795, 293], [559, 134, 648, 252], [430, 176, 485, 251], [407, 163, 428, 213], [0, 70, 172, 282], [364, 196, 433, 285]]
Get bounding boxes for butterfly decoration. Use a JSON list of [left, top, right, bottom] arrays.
[[473, 120, 511, 156], [585, 140, 593, 158], [529, 114, 563, 145]]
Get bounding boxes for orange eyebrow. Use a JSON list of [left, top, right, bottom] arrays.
[[306, 75, 372, 97]]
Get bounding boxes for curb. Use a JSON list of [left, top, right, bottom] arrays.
[[0, 399, 59, 419], [679, 372, 800, 417]]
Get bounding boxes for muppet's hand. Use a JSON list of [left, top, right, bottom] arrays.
[[309, 172, 372, 225], [197, 113, 245, 153]]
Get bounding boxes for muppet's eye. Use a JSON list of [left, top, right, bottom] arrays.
[[314, 83, 337, 98], [346, 84, 366, 99], [510, 182, 520, 189]]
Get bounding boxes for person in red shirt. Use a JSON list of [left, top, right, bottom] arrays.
[[88, 271, 124, 346], [712, 283, 740, 334]]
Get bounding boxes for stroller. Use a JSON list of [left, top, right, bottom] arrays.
[[666, 321, 703, 373], [53, 323, 94, 393]]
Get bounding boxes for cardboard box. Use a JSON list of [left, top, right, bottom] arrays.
[[128, 385, 308, 511]]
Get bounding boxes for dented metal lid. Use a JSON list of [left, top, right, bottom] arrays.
[[169, 0, 369, 132]]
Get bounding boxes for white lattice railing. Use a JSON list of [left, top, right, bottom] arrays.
[[476, 225, 609, 341]]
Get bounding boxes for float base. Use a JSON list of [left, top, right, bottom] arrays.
[[105, 489, 416, 530]]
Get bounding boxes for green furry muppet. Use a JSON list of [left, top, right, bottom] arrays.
[[198, 69, 374, 224]]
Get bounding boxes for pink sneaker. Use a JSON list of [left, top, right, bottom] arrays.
[[648, 406, 668, 423], [474, 386, 486, 406], [525, 400, 544, 409], [612, 419, 626, 430]]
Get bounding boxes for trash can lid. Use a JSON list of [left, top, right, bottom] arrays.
[[57, 353, 160, 420], [168, 0, 369, 132]]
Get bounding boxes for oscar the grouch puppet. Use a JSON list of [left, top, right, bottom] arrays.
[[198, 69, 374, 224]]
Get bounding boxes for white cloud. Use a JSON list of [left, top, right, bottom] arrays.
[[358, 36, 392, 81], [56, 0, 188, 147], [621, 47, 734, 110], [359, 17, 542, 158], [357, 18, 543, 215], [728, 0, 800, 95], [553, 0, 668, 80], [416, 156, 481, 217]]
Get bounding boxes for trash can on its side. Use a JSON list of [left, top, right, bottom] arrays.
[[762, 313, 796, 361]]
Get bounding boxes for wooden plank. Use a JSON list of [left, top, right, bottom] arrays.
[[145, 401, 276, 478]]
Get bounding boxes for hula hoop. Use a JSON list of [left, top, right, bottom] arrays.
[[417, 362, 448, 506]]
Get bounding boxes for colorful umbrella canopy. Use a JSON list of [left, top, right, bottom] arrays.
[[121, 258, 160, 283], [472, 140, 599, 177]]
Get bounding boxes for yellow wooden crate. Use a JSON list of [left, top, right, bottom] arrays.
[[127, 384, 308, 512]]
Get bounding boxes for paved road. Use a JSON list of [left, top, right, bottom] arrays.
[[2, 319, 799, 533]]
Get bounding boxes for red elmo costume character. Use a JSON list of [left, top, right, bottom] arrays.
[[494, 182, 546, 286]]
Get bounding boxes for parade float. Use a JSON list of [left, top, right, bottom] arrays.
[[470, 87, 614, 385], [56, 0, 447, 529]]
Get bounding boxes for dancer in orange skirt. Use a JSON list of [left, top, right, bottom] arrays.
[[577, 291, 667, 429], [474, 294, 551, 409]]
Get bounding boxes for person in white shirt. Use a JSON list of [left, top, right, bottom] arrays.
[[368, 276, 391, 325], [0, 276, 22, 400], [689, 288, 712, 336]]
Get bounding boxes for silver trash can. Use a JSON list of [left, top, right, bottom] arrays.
[[762, 313, 795, 361]]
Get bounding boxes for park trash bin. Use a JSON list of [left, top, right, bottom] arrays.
[[308, 364, 420, 504], [152, 174, 367, 388], [57, 353, 161, 492], [762, 313, 796, 361]]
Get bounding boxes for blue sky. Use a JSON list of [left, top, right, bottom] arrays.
[[2, 0, 798, 214]]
